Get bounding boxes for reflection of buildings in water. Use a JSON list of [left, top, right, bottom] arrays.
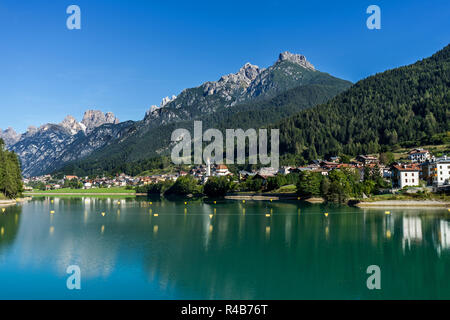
[[402, 216, 423, 251], [436, 220, 450, 255]]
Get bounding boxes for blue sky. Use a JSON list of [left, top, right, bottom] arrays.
[[0, 0, 449, 133]]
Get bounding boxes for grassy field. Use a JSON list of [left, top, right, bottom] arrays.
[[25, 187, 136, 194]]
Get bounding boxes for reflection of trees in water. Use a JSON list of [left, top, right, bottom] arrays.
[[0, 205, 22, 251]]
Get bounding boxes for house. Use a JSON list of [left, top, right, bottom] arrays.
[[278, 166, 292, 175], [215, 164, 232, 176], [392, 164, 421, 188], [422, 156, 450, 186], [408, 148, 431, 163], [84, 182, 92, 189], [64, 175, 78, 181], [356, 155, 379, 165]]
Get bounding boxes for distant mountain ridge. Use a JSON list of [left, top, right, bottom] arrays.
[[5, 51, 353, 177], [8, 110, 123, 177], [54, 52, 353, 176]]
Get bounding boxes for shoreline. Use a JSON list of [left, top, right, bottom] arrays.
[[355, 200, 449, 208], [24, 192, 145, 196]]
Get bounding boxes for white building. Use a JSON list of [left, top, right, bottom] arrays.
[[215, 164, 232, 176], [408, 148, 431, 163], [392, 164, 420, 188], [433, 156, 450, 186]]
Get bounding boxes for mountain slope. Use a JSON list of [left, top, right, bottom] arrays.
[[276, 44, 450, 164], [57, 81, 352, 176], [10, 110, 125, 177]]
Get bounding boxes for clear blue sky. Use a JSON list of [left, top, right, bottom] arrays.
[[0, 0, 449, 133]]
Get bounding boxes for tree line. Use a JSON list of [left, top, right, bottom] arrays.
[[0, 138, 23, 199]]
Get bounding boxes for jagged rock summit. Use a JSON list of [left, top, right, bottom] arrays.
[[0, 127, 21, 147], [81, 110, 120, 133], [278, 51, 315, 70]]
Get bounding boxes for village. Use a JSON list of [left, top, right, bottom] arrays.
[[22, 148, 450, 194]]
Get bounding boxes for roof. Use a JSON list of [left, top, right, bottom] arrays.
[[393, 164, 421, 172], [217, 164, 228, 170]]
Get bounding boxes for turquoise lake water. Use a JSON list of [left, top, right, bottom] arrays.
[[0, 197, 449, 299]]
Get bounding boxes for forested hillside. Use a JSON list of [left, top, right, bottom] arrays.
[[0, 138, 23, 199], [277, 44, 450, 164]]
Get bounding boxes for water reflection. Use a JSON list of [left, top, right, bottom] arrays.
[[0, 197, 449, 299]]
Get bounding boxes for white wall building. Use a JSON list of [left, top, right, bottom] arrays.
[[393, 164, 420, 188], [408, 149, 431, 163]]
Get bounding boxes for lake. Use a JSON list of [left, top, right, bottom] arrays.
[[0, 197, 449, 299]]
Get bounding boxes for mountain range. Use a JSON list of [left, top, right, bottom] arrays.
[[4, 45, 448, 178], [2, 51, 352, 177]]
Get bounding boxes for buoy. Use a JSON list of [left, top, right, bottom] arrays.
[[50, 210, 55, 214], [324, 213, 329, 217], [213, 201, 216, 204], [1, 208, 5, 213], [154, 213, 159, 217], [117, 201, 121, 205], [298, 197, 301, 200], [101, 212, 106, 217], [266, 213, 271, 217], [184, 202, 187, 205], [51, 200, 54, 204], [270, 199, 273, 202], [149, 202, 152, 205], [385, 211, 391, 215], [209, 214, 213, 219], [242, 200, 245, 204]]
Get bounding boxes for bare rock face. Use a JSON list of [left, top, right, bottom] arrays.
[[0, 127, 21, 147], [81, 110, 120, 133], [60, 115, 86, 135], [278, 51, 315, 70]]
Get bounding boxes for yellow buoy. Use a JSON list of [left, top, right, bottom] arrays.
[[324, 213, 329, 217], [117, 201, 121, 205], [149, 202, 152, 205], [270, 199, 273, 202], [385, 211, 391, 215], [1, 208, 5, 213], [266, 213, 271, 217], [213, 201, 216, 204], [101, 212, 106, 217], [209, 214, 213, 219], [184, 202, 187, 205], [51, 200, 54, 204], [154, 213, 159, 217], [242, 200, 245, 204], [298, 197, 301, 200], [50, 210, 55, 214]]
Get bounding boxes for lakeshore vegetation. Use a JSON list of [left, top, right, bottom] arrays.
[[0, 138, 23, 199]]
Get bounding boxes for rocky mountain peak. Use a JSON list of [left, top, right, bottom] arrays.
[[0, 127, 21, 147], [278, 51, 315, 70], [60, 115, 86, 135], [81, 110, 120, 133]]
